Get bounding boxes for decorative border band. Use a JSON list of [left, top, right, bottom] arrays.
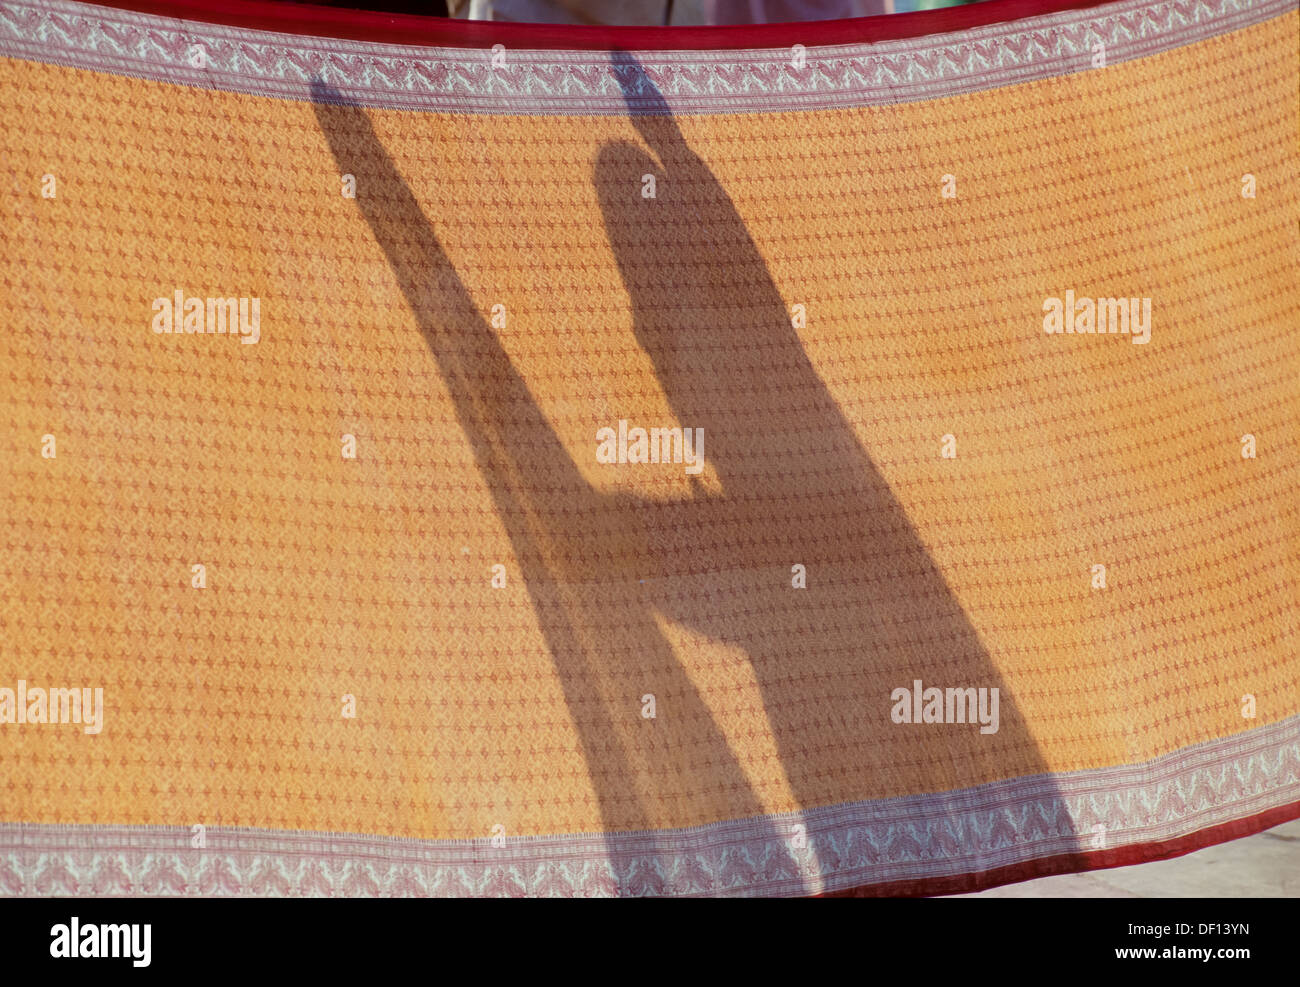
[[3, 714, 1296, 896], [41, 0, 1121, 50], [0, 0, 1294, 114]]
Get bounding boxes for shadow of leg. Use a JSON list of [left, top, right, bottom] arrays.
[[596, 52, 1085, 893]]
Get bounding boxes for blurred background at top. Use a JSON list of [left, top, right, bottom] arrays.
[[297, 0, 985, 24], [446, 0, 983, 18]]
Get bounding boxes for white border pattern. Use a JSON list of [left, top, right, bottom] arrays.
[[3, 715, 1296, 896], [0, 0, 1293, 113]]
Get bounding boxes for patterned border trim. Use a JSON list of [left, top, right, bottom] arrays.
[[3, 715, 1296, 896], [0, 0, 1294, 114]]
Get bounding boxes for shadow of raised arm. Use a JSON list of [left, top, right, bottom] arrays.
[[310, 78, 795, 889]]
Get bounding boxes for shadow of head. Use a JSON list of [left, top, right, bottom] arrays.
[[595, 53, 840, 496]]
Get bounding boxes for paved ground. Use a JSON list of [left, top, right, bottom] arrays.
[[954, 820, 1300, 897]]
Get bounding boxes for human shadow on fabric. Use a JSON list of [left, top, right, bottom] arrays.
[[311, 67, 1082, 895]]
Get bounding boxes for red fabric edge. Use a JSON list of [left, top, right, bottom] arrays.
[[81, 0, 1116, 49], [817, 798, 1300, 898]]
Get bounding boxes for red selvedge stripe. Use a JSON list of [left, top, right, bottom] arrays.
[[80, 0, 1117, 49]]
